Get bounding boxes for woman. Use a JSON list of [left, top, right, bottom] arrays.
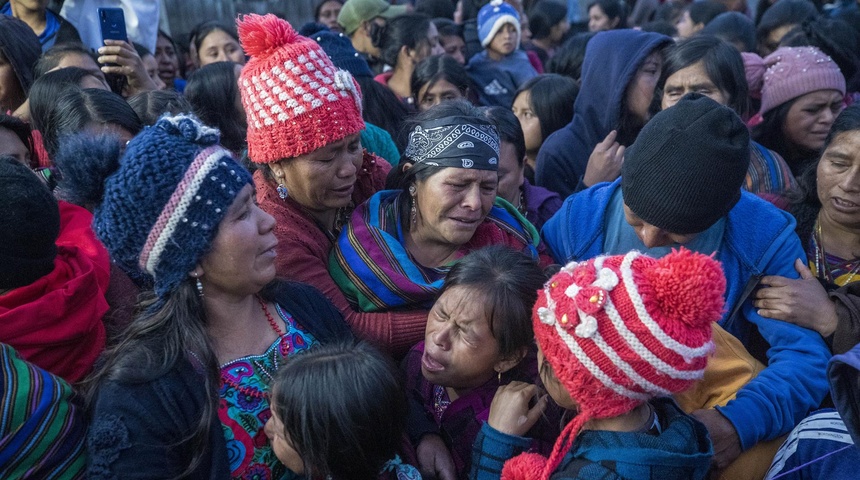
[[484, 106, 561, 230], [329, 101, 550, 313], [751, 46, 845, 177], [756, 0, 817, 57], [154, 30, 185, 92], [587, 0, 627, 32], [190, 20, 246, 68], [59, 115, 352, 478], [524, 0, 569, 69], [372, 13, 444, 105], [238, 14, 427, 357], [536, 29, 671, 198], [0, 14, 41, 114], [756, 105, 860, 355], [404, 246, 560, 479], [411, 54, 471, 112], [511, 74, 578, 181], [314, 0, 344, 33], [185, 61, 247, 157]]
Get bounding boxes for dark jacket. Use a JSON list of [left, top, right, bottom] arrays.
[[86, 281, 353, 479], [830, 282, 860, 355], [534, 30, 670, 198]]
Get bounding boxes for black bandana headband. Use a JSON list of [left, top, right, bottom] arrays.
[[403, 116, 500, 170]]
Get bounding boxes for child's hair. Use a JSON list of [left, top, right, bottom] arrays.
[[270, 341, 409, 479], [439, 245, 546, 360], [411, 55, 471, 106], [127, 90, 194, 126], [515, 74, 579, 143]]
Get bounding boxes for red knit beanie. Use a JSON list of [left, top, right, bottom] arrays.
[[502, 249, 726, 480], [237, 14, 365, 164]]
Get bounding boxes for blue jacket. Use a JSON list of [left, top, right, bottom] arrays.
[[471, 398, 712, 480], [541, 180, 831, 450], [534, 30, 671, 199], [466, 49, 537, 108]]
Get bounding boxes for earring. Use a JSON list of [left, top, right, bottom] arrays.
[[194, 275, 204, 298], [409, 185, 417, 226], [277, 183, 288, 200], [497, 370, 502, 384]]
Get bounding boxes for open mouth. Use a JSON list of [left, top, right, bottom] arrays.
[[422, 350, 445, 373], [833, 197, 859, 210]]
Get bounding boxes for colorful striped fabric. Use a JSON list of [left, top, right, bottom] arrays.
[[746, 142, 797, 195], [329, 190, 541, 312], [0, 343, 86, 479]]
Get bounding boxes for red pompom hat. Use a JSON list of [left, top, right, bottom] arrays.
[[503, 248, 726, 479], [237, 14, 365, 164]]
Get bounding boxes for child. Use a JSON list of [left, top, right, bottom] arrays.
[[473, 248, 723, 479], [467, 0, 537, 108], [265, 341, 420, 480]]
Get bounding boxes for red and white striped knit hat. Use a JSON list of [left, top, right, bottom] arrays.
[[237, 14, 365, 164], [503, 248, 726, 480]]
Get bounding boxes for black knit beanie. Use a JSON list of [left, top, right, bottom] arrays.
[[621, 94, 750, 235], [0, 156, 60, 289]]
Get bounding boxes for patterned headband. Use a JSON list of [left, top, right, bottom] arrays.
[[403, 116, 500, 170]]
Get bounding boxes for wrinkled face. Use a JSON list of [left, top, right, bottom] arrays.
[[623, 202, 699, 248], [417, 78, 465, 112], [272, 133, 363, 215], [488, 23, 518, 58], [440, 34, 466, 65], [0, 50, 25, 112], [0, 127, 30, 165], [588, 4, 618, 32], [317, 0, 343, 32], [155, 34, 179, 85], [496, 141, 524, 205], [141, 53, 166, 90], [512, 90, 542, 153], [196, 184, 279, 297], [422, 286, 505, 395], [661, 60, 729, 110], [626, 51, 663, 124], [264, 398, 305, 474], [412, 167, 498, 250], [197, 29, 245, 67], [816, 130, 860, 231], [675, 10, 699, 39], [783, 90, 844, 152]]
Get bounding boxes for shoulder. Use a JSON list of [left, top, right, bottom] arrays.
[[266, 280, 353, 342]]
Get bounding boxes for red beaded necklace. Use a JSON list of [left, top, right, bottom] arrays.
[[219, 297, 285, 400]]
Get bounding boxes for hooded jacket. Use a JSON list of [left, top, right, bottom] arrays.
[[535, 30, 670, 199], [0, 201, 108, 384]]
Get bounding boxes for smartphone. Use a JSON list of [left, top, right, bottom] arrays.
[[97, 8, 128, 95], [98, 8, 127, 43]]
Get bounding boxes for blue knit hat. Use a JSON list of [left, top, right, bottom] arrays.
[[301, 24, 374, 79], [56, 115, 253, 298], [478, 0, 521, 48]]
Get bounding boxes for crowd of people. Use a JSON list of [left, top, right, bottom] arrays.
[[0, 0, 858, 479]]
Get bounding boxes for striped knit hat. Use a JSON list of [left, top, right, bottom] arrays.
[[503, 248, 725, 480], [91, 115, 252, 297], [237, 14, 365, 164]]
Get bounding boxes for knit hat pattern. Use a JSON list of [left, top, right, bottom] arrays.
[[478, 0, 521, 48], [238, 14, 365, 164], [0, 156, 59, 289], [759, 46, 846, 115], [622, 94, 750, 235], [503, 248, 726, 480], [310, 28, 374, 79], [93, 115, 252, 298]]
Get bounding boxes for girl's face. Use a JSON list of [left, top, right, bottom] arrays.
[[317, 0, 343, 33], [265, 398, 305, 474], [537, 345, 576, 409], [782, 90, 844, 153], [197, 29, 245, 67], [512, 90, 542, 153], [417, 78, 465, 112], [422, 286, 511, 398], [488, 23, 518, 58], [817, 129, 860, 231], [626, 51, 663, 124], [588, 4, 618, 32], [411, 23, 444, 65]]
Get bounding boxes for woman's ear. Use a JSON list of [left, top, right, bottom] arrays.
[[269, 160, 287, 183], [495, 346, 529, 375], [188, 266, 204, 279], [401, 162, 413, 174]]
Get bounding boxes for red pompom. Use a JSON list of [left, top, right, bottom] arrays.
[[501, 453, 548, 480], [644, 248, 726, 329], [237, 13, 297, 57]]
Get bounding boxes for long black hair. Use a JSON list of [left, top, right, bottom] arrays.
[[411, 55, 471, 107], [515, 74, 579, 144], [185, 61, 247, 155], [372, 13, 433, 68], [270, 341, 406, 480], [355, 76, 411, 151]]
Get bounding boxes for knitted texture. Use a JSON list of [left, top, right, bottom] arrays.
[[503, 248, 725, 480], [478, 0, 521, 48], [0, 156, 59, 289], [92, 115, 252, 297], [621, 94, 750, 235], [310, 29, 373, 79], [238, 13, 365, 164], [759, 47, 845, 115]]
